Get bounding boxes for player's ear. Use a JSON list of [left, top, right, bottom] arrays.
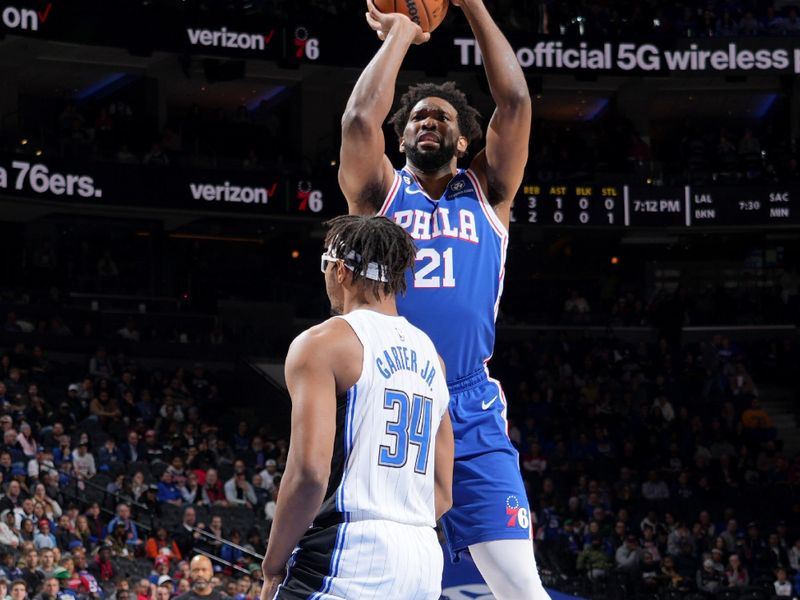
[[456, 135, 468, 157], [399, 137, 406, 154], [335, 260, 347, 283]]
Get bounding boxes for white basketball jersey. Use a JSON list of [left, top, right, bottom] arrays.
[[315, 309, 449, 529]]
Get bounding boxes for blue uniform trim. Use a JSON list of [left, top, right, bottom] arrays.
[[313, 384, 357, 598], [310, 520, 348, 599], [335, 384, 357, 512]]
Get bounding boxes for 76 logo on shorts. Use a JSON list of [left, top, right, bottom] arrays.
[[506, 496, 530, 529]]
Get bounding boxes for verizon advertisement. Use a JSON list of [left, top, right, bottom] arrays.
[[0, 156, 332, 217]]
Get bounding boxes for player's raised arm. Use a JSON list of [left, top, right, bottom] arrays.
[[262, 329, 337, 589], [339, 0, 429, 215], [458, 0, 531, 224]]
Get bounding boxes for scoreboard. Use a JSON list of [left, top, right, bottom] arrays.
[[512, 183, 799, 227]]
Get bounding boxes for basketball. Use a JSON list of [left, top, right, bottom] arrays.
[[373, 0, 449, 32]]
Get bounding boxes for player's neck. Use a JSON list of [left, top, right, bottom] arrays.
[[343, 294, 398, 317], [405, 161, 457, 198]]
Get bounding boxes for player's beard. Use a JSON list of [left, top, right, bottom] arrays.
[[406, 137, 457, 172]]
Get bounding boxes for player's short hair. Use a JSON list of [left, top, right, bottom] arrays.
[[389, 81, 482, 145], [324, 215, 416, 301]]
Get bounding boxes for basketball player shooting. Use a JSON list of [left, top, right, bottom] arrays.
[[261, 215, 455, 599], [339, 1, 549, 598]]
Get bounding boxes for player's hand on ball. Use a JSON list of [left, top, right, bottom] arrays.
[[365, 0, 430, 44]]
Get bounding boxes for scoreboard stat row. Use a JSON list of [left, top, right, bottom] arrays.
[[512, 184, 797, 227]]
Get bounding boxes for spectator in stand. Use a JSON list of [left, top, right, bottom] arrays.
[[201, 516, 224, 557], [97, 437, 124, 468], [697, 557, 724, 594], [774, 567, 793, 597], [141, 431, 165, 465], [33, 521, 55, 551], [108, 523, 132, 559], [576, 536, 612, 581], [721, 518, 739, 553], [17, 425, 37, 459], [641, 470, 670, 502], [616, 534, 642, 577], [83, 503, 105, 543], [105, 503, 141, 547], [223, 471, 256, 509], [10, 581, 26, 600], [201, 471, 225, 506], [219, 530, 244, 566], [0, 512, 18, 549], [121, 432, 143, 464], [256, 461, 278, 496], [88, 348, 114, 381], [70, 443, 95, 480], [180, 472, 200, 505], [741, 397, 774, 431], [156, 470, 182, 507], [726, 553, 749, 587], [564, 290, 591, 323], [145, 528, 181, 562], [88, 545, 115, 584], [173, 506, 200, 559], [19, 551, 42, 593], [32, 577, 57, 600], [89, 391, 122, 427]]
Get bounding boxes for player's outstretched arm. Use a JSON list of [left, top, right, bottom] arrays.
[[457, 0, 531, 225], [262, 330, 337, 592], [434, 410, 454, 520], [339, 0, 428, 215]]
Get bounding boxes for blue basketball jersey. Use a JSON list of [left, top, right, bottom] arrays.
[[379, 167, 508, 383]]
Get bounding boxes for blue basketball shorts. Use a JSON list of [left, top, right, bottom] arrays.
[[439, 369, 532, 563]]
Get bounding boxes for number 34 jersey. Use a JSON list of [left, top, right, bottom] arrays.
[[379, 168, 508, 383], [316, 310, 450, 529]]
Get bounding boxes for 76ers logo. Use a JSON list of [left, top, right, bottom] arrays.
[[506, 496, 530, 529]]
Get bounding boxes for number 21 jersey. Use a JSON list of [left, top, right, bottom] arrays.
[[379, 167, 508, 383]]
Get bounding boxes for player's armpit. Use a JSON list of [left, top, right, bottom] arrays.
[[338, 151, 394, 216], [434, 410, 454, 520]]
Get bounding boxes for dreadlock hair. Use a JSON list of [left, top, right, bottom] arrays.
[[324, 215, 417, 301], [389, 81, 483, 147]]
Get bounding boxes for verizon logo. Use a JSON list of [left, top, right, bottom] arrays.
[[186, 27, 274, 51], [189, 181, 277, 205]]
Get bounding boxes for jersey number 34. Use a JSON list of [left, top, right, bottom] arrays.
[[378, 389, 433, 475]]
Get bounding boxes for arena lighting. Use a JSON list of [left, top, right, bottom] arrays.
[[611, 256, 620, 265], [34, 150, 42, 156], [20, 139, 27, 146], [291, 250, 300, 259]]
